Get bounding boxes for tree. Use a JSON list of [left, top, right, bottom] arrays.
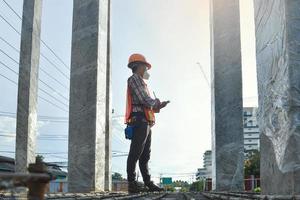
[[171, 180, 190, 192], [36, 155, 44, 163], [112, 172, 124, 181], [189, 180, 204, 192], [244, 150, 260, 177]]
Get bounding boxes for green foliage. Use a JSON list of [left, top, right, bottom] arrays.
[[112, 172, 124, 180], [172, 180, 189, 188], [164, 185, 175, 192], [189, 180, 204, 192], [244, 150, 260, 176], [36, 155, 44, 163], [163, 180, 204, 192], [180, 187, 188, 192], [254, 187, 261, 193], [162, 180, 190, 192]]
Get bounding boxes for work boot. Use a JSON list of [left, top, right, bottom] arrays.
[[128, 181, 147, 194], [145, 181, 164, 192]]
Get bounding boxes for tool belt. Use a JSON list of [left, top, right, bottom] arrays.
[[128, 112, 149, 125], [125, 112, 149, 140]]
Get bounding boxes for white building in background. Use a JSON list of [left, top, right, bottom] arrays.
[[197, 108, 259, 179], [196, 150, 212, 180], [243, 107, 260, 152]]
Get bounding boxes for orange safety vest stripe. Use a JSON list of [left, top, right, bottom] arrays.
[[125, 86, 133, 124], [125, 85, 155, 125]]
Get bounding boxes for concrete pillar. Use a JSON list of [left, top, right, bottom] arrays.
[[15, 0, 42, 173], [254, 0, 300, 195], [210, 0, 244, 191], [68, 0, 109, 192], [104, 0, 112, 192]]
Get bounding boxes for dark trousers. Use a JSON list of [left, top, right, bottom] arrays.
[[127, 113, 152, 183]]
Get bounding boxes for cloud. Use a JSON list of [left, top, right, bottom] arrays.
[[0, 116, 16, 143], [0, 116, 49, 143]]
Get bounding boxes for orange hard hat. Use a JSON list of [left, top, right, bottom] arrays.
[[128, 53, 152, 69]]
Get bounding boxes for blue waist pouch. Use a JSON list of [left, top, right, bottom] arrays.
[[125, 125, 134, 140]]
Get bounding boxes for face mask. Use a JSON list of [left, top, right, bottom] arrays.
[[143, 69, 150, 80]]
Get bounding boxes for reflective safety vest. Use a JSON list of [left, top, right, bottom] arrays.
[[125, 85, 156, 125]]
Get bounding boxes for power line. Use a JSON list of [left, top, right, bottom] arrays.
[[1, 0, 70, 71], [0, 36, 19, 53], [1, 0, 22, 20], [0, 12, 70, 80], [39, 96, 68, 112], [0, 148, 127, 154], [46, 154, 67, 160], [0, 111, 68, 122], [0, 49, 69, 108], [0, 111, 122, 121], [46, 161, 67, 164], [0, 127, 128, 146], [0, 132, 127, 145], [113, 131, 128, 146], [0, 60, 18, 75], [0, 151, 14, 154], [111, 154, 129, 158], [112, 132, 127, 146], [36, 135, 68, 138], [39, 87, 68, 107], [0, 48, 19, 65], [0, 71, 17, 84], [39, 67, 69, 90], [112, 150, 128, 154], [0, 134, 66, 140], [40, 52, 70, 80], [39, 79, 69, 102], [0, 42, 68, 91], [0, 71, 68, 112], [38, 85, 68, 107], [0, 13, 21, 34], [0, 150, 128, 158], [0, 64, 68, 108], [40, 40, 70, 72], [0, 36, 69, 89]]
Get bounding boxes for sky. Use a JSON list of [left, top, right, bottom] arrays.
[[0, 0, 258, 183]]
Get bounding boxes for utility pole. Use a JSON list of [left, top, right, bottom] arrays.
[[15, 0, 43, 173]]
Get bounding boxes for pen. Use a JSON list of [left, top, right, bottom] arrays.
[[153, 91, 157, 99]]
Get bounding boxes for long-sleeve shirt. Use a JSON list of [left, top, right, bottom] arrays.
[[128, 73, 160, 112]]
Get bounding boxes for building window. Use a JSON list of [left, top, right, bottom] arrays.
[[248, 120, 253, 126]]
